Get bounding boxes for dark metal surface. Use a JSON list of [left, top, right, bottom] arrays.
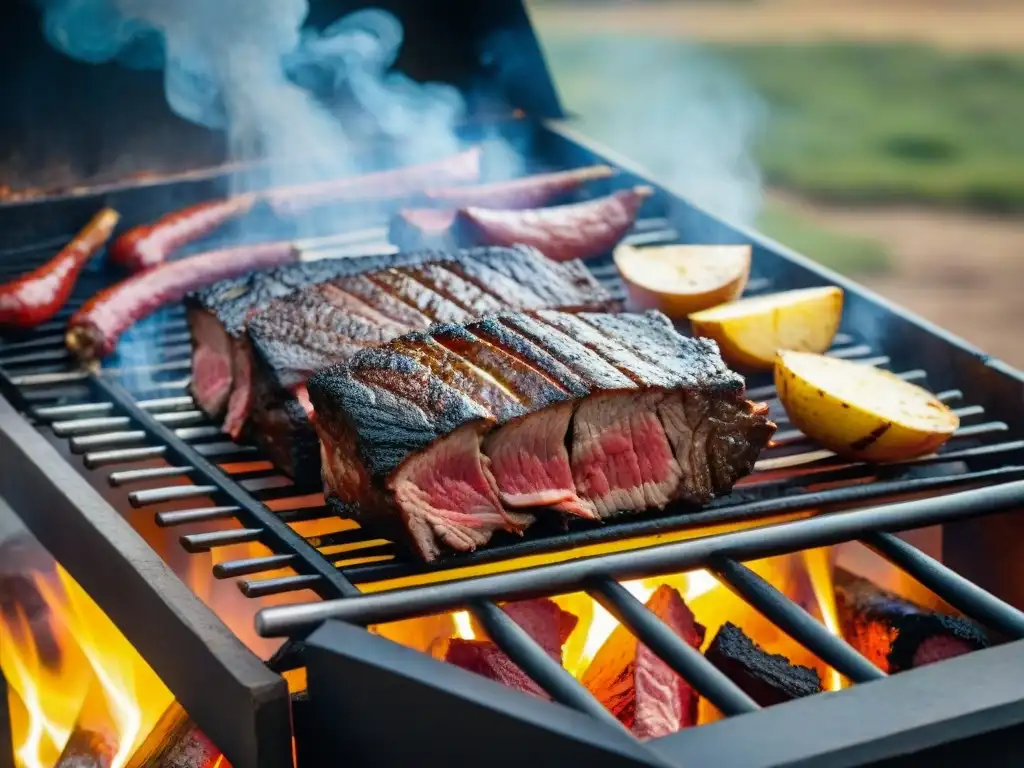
[[649, 640, 1024, 768], [303, 620, 668, 768], [255, 481, 1024, 634]]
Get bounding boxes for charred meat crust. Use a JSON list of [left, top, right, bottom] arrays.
[[311, 350, 495, 480], [309, 310, 776, 559], [186, 244, 611, 336], [247, 293, 396, 393]]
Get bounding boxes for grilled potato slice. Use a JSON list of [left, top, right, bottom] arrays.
[[775, 350, 959, 462], [688, 286, 843, 370], [614, 243, 750, 318]]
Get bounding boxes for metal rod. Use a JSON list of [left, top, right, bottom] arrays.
[[255, 479, 1024, 637], [342, 465, 1024, 588], [182, 528, 263, 553], [9, 370, 89, 387], [156, 506, 241, 527], [93, 375, 360, 598], [83, 445, 167, 468], [0, 347, 70, 367], [222, 530, 389, 578], [709, 558, 886, 684], [470, 600, 629, 732], [242, 573, 321, 598], [755, 423, 1009, 472], [110, 465, 193, 487], [32, 401, 114, 420], [826, 344, 873, 360], [70, 430, 147, 452], [589, 578, 761, 717], [216, 553, 296, 577], [862, 531, 1024, 639], [129, 484, 219, 507]]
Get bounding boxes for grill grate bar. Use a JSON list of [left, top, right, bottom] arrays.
[[91, 374, 360, 598], [130, 484, 218, 507], [331, 465, 1024, 589], [862, 531, 1024, 639], [52, 409, 204, 436], [32, 394, 195, 421], [156, 506, 242, 527], [182, 528, 263, 553], [109, 465, 194, 487], [709, 558, 886, 684], [589, 578, 760, 716], [253, 480, 1024, 637], [469, 599, 629, 731]]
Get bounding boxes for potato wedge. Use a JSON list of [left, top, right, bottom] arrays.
[[775, 350, 959, 462], [613, 243, 750, 318], [689, 286, 843, 370]]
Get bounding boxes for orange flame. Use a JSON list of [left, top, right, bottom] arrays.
[[803, 547, 845, 691], [1, 566, 174, 768]]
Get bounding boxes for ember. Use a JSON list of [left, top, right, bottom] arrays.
[[0, 542, 227, 768]]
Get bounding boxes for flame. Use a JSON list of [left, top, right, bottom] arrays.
[[1, 565, 174, 768], [452, 611, 476, 640], [803, 547, 845, 691]]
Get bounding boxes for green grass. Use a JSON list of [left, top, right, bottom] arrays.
[[541, 36, 1024, 212], [757, 201, 891, 276]]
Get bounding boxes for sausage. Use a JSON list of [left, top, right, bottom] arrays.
[[422, 164, 617, 209], [390, 186, 654, 260], [263, 145, 483, 217], [108, 193, 258, 272], [0, 207, 119, 329], [67, 241, 297, 362], [459, 186, 653, 261]]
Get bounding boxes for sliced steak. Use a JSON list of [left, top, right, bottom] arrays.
[[228, 247, 614, 489], [308, 310, 775, 561]]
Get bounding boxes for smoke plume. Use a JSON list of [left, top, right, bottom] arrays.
[[38, 0, 479, 185]]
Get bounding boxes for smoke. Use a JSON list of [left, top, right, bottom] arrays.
[[547, 37, 765, 230], [37, 0, 477, 185]]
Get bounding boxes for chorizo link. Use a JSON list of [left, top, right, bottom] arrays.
[[67, 242, 297, 362], [422, 164, 616, 209], [108, 194, 258, 273], [0, 207, 119, 329]]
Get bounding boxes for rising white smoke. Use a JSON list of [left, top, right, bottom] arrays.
[[38, 0, 477, 185]]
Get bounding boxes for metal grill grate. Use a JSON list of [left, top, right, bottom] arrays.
[[4, 138, 1024, 750]]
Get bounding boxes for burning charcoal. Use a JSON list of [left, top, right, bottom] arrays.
[[705, 622, 822, 707], [56, 729, 116, 768], [835, 571, 989, 674], [0, 533, 62, 669], [581, 585, 706, 738], [444, 598, 578, 699], [126, 701, 226, 768]]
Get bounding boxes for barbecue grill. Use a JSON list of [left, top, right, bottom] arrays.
[[4, 2, 1024, 767]]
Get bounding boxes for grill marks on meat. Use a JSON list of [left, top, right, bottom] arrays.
[[188, 246, 614, 490], [308, 310, 775, 561]]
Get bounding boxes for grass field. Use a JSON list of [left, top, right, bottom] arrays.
[[544, 36, 1024, 212], [539, 33, 1024, 273]]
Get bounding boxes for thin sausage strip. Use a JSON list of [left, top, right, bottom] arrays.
[[67, 242, 298, 362], [0, 207, 120, 329]]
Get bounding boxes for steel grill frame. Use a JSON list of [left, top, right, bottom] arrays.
[[3, 119, 1024, 767]]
